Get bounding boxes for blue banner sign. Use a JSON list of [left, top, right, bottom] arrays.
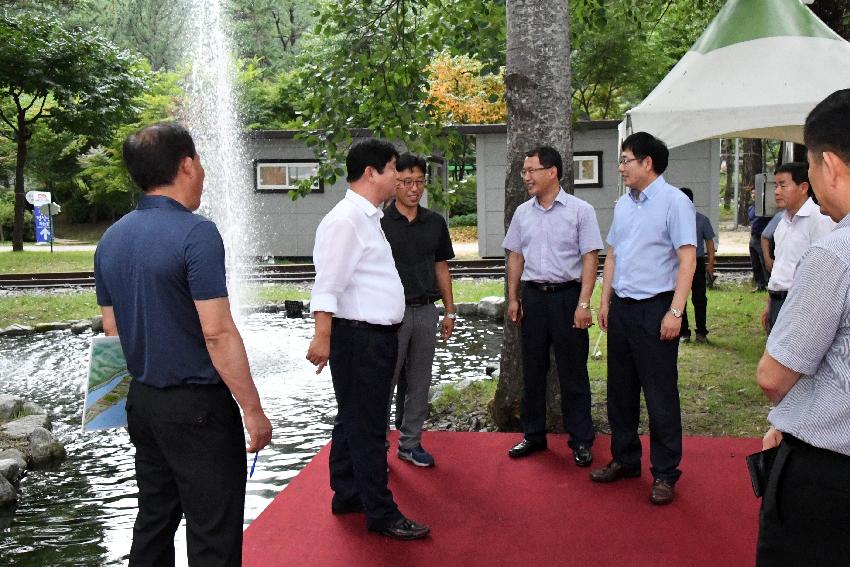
[[34, 209, 51, 244]]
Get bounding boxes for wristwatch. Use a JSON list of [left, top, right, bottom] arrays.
[[669, 306, 683, 318], [578, 302, 590, 310], [445, 312, 457, 320]]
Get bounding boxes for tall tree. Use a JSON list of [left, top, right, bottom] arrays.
[[0, 12, 144, 250], [740, 138, 762, 225], [492, 0, 572, 429]]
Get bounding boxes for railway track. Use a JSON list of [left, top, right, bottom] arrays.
[[0, 256, 755, 289]]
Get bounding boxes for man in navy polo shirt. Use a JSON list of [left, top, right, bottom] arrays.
[[94, 122, 272, 566]]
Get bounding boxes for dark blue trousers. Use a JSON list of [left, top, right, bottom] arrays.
[[126, 381, 245, 567], [607, 292, 682, 483], [519, 284, 595, 449], [328, 321, 403, 531]]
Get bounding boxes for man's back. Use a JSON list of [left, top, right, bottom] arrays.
[[94, 194, 228, 387]]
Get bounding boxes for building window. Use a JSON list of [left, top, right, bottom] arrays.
[[573, 151, 602, 188], [254, 160, 323, 193]]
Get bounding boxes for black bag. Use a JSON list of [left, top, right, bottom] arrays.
[[746, 446, 779, 498]]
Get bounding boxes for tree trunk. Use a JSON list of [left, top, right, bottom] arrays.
[[493, 0, 572, 430], [740, 138, 763, 226], [721, 139, 733, 209], [12, 108, 28, 252]]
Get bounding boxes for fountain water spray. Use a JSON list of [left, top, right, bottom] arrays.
[[184, 0, 255, 317]]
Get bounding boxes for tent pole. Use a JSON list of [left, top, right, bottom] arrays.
[[733, 138, 740, 230]]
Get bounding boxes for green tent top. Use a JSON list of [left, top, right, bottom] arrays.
[[691, 0, 842, 54]]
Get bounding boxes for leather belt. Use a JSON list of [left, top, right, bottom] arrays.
[[524, 280, 581, 292], [615, 290, 674, 304], [768, 290, 788, 300], [333, 318, 402, 332], [405, 297, 432, 307]]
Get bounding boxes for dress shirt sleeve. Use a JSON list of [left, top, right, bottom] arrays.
[[701, 214, 716, 241], [767, 246, 850, 375], [577, 203, 604, 254], [93, 247, 112, 307], [606, 199, 623, 249], [502, 205, 523, 253], [185, 221, 229, 301], [435, 216, 455, 262], [310, 217, 365, 314], [668, 196, 697, 249]]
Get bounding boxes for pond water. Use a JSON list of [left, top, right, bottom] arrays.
[[0, 313, 502, 566]]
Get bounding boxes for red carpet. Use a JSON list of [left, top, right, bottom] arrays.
[[244, 431, 761, 566]]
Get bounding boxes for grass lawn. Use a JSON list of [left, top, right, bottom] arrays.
[[0, 250, 95, 274], [0, 293, 99, 328]]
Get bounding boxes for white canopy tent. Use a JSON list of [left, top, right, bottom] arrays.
[[619, 0, 850, 148]]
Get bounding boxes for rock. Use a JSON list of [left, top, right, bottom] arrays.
[[477, 296, 505, 321], [29, 427, 66, 466], [454, 302, 478, 316], [91, 315, 103, 333], [20, 402, 45, 417], [0, 324, 35, 337], [34, 322, 72, 333], [0, 450, 25, 472], [0, 474, 16, 507], [2, 414, 52, 440], [71, 321, 92, 334], [0, 459, 22, 484], [485, 365, 498, 376], [0, 396, 22, 422]]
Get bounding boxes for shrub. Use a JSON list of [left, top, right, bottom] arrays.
[[449, 212, 477, 227]]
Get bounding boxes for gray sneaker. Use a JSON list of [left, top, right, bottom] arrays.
[[397, 445, 435, 467]]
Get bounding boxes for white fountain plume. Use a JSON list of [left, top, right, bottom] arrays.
[[184, 0, 255, 317]]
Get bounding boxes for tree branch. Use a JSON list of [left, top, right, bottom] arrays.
[[24, 95, 48, 126], [0, 106, 17, 134]]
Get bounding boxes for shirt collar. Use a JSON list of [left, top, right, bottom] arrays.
[[137, 194, 190, 212], [533, 187, 569, 210], [836, 212, 850, 230], [345, 189, 383, 219], [629, 175, 665, 203], [386, 199, 425, 223], [789, 197, 819, 219]]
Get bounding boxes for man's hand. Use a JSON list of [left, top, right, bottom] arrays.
[[440, 316, 455, 340], [244, 409, 273, 453], [762, 426, 783, 450], [707, 261, 715, 277], [761, 303, 770, 334], [507, 299, 523, 325], [660, 311, 682, 340], [573, 305, 593, 329], [598, 302, 609, 332], [306, 334, 330, 374]]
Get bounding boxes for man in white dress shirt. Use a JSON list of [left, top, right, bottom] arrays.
[[761, 162, 834, 334], [306, 139, 429, 540]]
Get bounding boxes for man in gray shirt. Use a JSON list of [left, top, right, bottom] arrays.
[[755, 89, 850, 565]]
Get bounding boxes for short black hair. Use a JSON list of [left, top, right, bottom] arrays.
[[396, 153, 427, 175], [774, 162, 810, 187], [679, 187, 694, 202], [621, 132, 669, 175], [346, 139, 399, 183], [805, 89, 850, 164], [525, 146, 563, 180], [122, 122, 196, 191]]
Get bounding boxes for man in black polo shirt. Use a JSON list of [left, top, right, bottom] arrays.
[[381, 153, 456, 467], [94, 122, 272, 566]]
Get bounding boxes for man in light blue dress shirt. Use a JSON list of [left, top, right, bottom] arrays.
[[592, 132, 696, 506]]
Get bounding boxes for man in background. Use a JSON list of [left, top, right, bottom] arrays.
[[382, 153, 456, 468], [755, 88, 850, 566], [95, 122, 273, 566], [761, 162, 834, 334], [679, 187, 715, 344], [748, 190, 771, 291]]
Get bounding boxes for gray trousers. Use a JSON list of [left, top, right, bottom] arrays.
[[388, 303, 439, 451]]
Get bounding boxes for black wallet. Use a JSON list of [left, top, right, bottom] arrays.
[[746, 446, 778, 498]]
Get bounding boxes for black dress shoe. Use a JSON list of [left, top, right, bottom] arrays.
[[508, 439, 547, 459], [590, 460, 641, 483], [572, 444, 593, 467], [379, 517, 430, 540], [331, 496, 364, 515]]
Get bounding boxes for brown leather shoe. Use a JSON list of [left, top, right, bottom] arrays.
[[589, 460, 641, 483], [650, 479, 675, 505]]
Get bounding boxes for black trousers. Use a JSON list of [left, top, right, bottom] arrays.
[[681, 257, 708, 338], [607, 292, 682, 483], [520, 284, 595, 449], [756, 434, 850, 566], [126, 380, 246, 567], [328, 321, 402, 531], [750, 234, 769, 288], [766, 294, 786, 335]]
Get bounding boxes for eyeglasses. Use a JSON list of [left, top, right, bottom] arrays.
[[521, 166, 550, 176], [398, 178, 426, 188], [618, 156, 643, 166]]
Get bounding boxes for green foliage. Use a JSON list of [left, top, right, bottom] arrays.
[[0, 190, 33, 241], [448, 212, 477, 227], [228, 0, 316, 70], [448, 174, 476, 216]]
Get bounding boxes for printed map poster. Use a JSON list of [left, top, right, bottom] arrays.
[[83, 336, 131, 431]]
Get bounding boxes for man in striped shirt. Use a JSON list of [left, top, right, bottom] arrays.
[[755, 89, 850, 566]]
